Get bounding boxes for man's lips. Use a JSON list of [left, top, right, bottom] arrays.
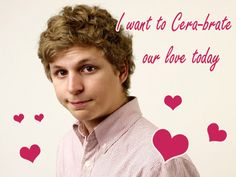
[[69, 99, 92, 104], [68, 99, 93, 109]]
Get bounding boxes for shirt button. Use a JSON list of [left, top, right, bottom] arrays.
[[84, 161, 91, 168]]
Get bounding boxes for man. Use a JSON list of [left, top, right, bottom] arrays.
[[38, 4, 200, 177]]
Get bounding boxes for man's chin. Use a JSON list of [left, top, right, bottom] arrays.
[[70, 109, 90, 121]]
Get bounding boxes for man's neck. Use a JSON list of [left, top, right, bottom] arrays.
[[82, 96, 129, 135]]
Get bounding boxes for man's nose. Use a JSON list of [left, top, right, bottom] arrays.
[[67, 73, 84, 95]]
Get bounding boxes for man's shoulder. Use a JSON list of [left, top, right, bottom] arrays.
[[129, 116, 158, 142], [126, 118, 200, 177], [124, 116, 163, 160]]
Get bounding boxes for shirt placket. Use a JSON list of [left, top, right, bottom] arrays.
[[80, 133, 98, 177]]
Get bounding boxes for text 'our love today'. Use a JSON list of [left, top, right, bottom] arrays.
[[142, 46, 220, 71]]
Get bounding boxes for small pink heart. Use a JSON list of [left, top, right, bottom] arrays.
[[164, 95, 182, 110], [20, 144, 41, 163], [153, 129, 189, 162], [34, 113, 44, 122], [13, 114, 24, 123], [207, 123, 227, 142]]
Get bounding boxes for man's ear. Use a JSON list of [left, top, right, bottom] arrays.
[[119, 63, 128, 84]]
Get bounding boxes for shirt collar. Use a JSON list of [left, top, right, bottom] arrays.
[[73, 97, 142, 152]]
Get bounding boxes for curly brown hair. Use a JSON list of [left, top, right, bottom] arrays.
[[38, 4, 135, 94]]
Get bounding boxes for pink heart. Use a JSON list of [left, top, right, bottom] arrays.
[[20, 144, 41, 163], [34, 113, 44, 122], [207, 123, 227, 142], [13, 114, 24, 123], [164, 95, 182, 110], [153, 129, 189, 161]]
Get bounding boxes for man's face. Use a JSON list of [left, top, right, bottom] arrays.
[[49, 46, 127, 126]]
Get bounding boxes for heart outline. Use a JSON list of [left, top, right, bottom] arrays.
[[164, 95, 182, 110], [20, 144, 41, 163], [13, 114, 24, 123], [207, 123, 227, 142], [34, 113, 44, 122], [153, 129, 189, 162]]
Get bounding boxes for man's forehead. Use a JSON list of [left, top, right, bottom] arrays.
[[57, 46, 104, 56], [50, 46, 104, 64], [50, 58, 93, 69]]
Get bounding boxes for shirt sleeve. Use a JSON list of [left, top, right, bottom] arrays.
[[147, 155, 200, 177]]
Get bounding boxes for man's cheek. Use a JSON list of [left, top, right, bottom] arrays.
[[55, 90, 65, 104]]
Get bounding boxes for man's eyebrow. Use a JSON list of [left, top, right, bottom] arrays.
[[50, 58, 93, 69]]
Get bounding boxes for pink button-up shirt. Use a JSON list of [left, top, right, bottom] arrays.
[[56, 97, 200, 177]]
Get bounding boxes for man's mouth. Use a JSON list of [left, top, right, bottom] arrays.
[[69, 99, 93, 109]]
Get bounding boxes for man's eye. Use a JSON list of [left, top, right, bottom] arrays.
[[55, 70, 67, 77], [81, 65, 96, 73]]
